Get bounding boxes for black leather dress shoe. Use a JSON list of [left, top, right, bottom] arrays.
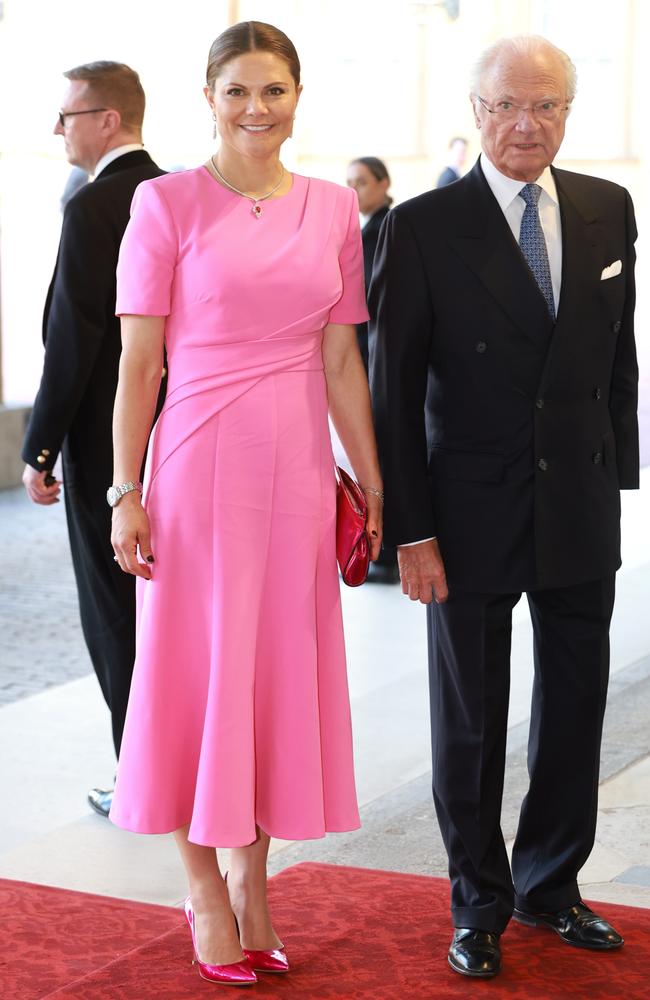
[[448, 928, 502, 977], [87, 787, 113, 818], [514, 902, 624, 950]]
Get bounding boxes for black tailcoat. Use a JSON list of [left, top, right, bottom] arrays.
[[22, 150, 166, 757]]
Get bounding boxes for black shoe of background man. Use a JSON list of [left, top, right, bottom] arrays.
[[448, 928, 502, 977], [513, 902, 624, 950], [87, 786, 113, 818]]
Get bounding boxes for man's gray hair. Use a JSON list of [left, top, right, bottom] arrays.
[[470, 35, 577, 102]]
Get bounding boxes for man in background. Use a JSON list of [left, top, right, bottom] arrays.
[[346, 155, 399, 583], [60, 166, 89, 210], [436, 135, 467, 187], [22, 61, 165, 817]]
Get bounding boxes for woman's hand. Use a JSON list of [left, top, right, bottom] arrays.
[[365, 493, 383, 562], [111, 492, 155, 579]]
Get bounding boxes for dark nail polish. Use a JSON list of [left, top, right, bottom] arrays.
[[146, 555, 155, 563]]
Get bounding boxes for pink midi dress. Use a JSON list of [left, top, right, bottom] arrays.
[[109, 168, 368, 847]]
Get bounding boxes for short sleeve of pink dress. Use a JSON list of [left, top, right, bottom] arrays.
[[116, 181, 177, 316], [327, 186, 370, 324], [110, 169, 367, 848]]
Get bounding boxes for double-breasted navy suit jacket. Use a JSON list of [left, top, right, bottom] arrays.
[[370, 160, 639, 593]]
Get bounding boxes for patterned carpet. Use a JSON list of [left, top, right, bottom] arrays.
[[2, 863, 649, 999]]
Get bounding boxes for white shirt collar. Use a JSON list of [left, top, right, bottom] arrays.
[[94, 143, 144, 177], [480, 153, 558, 211]]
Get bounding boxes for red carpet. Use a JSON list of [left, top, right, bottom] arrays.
[[2, 863, 649, 999]]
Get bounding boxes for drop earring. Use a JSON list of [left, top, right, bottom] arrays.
[[212, 113, 217, 140]]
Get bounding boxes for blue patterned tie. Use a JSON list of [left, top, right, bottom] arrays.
[[518, 183, 556, 320]]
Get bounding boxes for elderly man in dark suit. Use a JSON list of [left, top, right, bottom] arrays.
[[22, 62, 165, 816], [371, 35, 638, 978]]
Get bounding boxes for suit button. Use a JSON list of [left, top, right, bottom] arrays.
[[37, 455, 46, 464], [42, 448, 50, 456], [475, 341, 487, 353], [594, 387, 601, 400], [161, 367, 167, 378], [537, 458, 548, 471], [592, 452, 602, 464], [536, 398, 544, 409], [612, 320, 622, 333]]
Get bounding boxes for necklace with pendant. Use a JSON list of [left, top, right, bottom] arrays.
[[210, 156, 285, 218]]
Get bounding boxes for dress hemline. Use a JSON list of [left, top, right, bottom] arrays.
[[109, 812, 362, 849]]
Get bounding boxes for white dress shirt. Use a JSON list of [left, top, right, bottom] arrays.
[[94, 143, 144, 178], [400, 155, 563, 549], [480, 153, 562, 311]]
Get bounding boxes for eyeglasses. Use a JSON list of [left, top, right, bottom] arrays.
[[58, 108, 107, 127], [476, 96, 569, 122]]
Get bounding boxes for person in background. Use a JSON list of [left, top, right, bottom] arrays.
[[436, 136, 468, 187], [21, 61, 165, 818], [60, 166, 89, 210], [347, 156, 398, 583], [371, 34, 637, 979], [346, 156, 392, 371], [109, 20, 382, 987]]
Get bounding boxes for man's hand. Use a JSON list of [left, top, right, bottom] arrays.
[[397, 538, 448, 605], [22, 464, 61, 505]]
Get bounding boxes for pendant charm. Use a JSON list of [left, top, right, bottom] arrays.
[[251, 203, 262, 218]]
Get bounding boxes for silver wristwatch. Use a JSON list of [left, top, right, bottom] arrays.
[[106, 481, 143, 508]]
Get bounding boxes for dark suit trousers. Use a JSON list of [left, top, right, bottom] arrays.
[[426, 575, 615, 933], [63, 458, 136, 759]]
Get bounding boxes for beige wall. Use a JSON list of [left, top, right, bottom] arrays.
[[0, 0, 647, 404]]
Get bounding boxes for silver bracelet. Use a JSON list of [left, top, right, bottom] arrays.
[[361, 486, 385, 504]]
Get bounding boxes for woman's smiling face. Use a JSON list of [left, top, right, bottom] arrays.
[[206, 51, 301, 160]]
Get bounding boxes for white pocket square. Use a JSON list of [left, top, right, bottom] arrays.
[[601, 260, 622, 280]]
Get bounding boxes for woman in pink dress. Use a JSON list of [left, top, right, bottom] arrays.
[[109, 20, 383, 987]]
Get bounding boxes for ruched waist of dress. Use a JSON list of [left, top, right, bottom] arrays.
[[143, 329, 326, 499], [163, 329, 325, 410]]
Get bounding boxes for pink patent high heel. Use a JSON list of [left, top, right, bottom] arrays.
[[184, 897, 257, 986], [224, 873, 290, 974], [243, 946, 289, 974]]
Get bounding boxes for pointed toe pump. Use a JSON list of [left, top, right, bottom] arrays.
[[243, 946, 289, 974], [184, 897, 257, 986], [223, 872, 290, 974]]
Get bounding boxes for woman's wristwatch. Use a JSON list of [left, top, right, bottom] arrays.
[[106, 481, 143, 507]]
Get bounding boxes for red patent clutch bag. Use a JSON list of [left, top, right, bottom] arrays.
[[336, 466, 369, 587]]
